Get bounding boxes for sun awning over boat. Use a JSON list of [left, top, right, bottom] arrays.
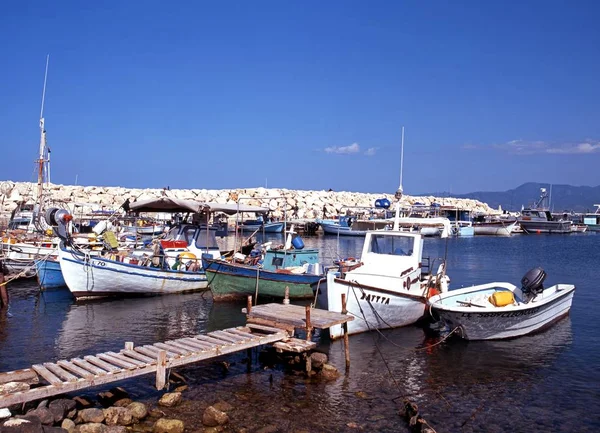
[[201, 203, 270, 215], [129, 197, 206, 213]]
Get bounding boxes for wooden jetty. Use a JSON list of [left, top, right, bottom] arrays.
[[0, 298, 353, 409]]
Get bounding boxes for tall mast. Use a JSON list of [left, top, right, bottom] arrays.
[[37, 54, 49, 209], [393, 126, 405, 231]]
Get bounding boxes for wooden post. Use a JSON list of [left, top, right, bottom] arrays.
[[305, 352, 312, 373], [156, 350, 167, 390], [341, 293, 350, 371], [125, 342, 134, 350], [283, 286, 290, 305], [305, 305, 312, 341], [0, 272, 8, 309], [246, 295, 252, 314]]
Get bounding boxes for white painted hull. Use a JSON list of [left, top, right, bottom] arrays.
[[317, 271, 428, 339], [429, 282, 575, 340], [472, 222, 517, 236], [59, 245, 208, 299]]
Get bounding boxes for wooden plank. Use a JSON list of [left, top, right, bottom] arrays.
[[247, 304, 353, 329], [194, 335, 234, 346], [0, 368, 39, 385], [43, 363, 79, 383], [245, 323, 288, 334], [121, 350, 155, 364], [84, 355, 121, 373], [71, 358, 108, 376], [273, 338, 317, 353], [106, 352, 146, 367], [97, 353, 137, 370], [0, 364, 157, 408], [56, 360, 95, 379], [168, 331, 287, 369], [137, 345, 178, 359], [165, 340, 203, 353], [31, 364, 63, 385], [209, 330, 246, 343], [246, 317, 296, 334], [229, 328, 260, 339], [180, 337, 216, 350], [154, 342, 190, 356], [156, 351, 167, 390]]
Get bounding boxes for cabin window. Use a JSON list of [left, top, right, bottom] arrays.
[[195, 228, 219, 249], [368, 235, 414, 256]]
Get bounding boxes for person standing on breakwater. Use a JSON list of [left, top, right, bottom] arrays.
[[322, 205, 327, 219]]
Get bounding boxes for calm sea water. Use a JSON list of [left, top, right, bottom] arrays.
[[1, 232, 598, 432]]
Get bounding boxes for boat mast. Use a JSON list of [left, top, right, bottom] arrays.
[[36, 54, 50, 211], [393, 126, 405, 231]]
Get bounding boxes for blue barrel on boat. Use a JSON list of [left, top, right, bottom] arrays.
[[375, 198, 391, 209], [291, 235, 305, 249]]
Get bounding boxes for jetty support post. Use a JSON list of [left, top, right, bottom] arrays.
[[125, 342, 134, 350], [156, 350, 167, 390], [0, 272, 8, 309], [246, 295, 253, 315], [283, 286, 290, 305], [305, 305, 312, 341], [341, 293, 350, 371]]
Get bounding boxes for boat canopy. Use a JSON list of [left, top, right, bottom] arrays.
[[129, 197, 269, 215], [130, 197, 205, 213], [202, 203, 269, 215]]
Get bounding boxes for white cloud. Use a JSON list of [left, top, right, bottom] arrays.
[[463, 139, 600, 155], [364, 147, 378, 156], [324, 142, 360, 154]]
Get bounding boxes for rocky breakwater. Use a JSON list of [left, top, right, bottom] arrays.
[[0, 181, 497, 219]]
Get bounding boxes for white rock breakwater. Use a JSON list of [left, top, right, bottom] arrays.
[[0, 181, 497, 219]]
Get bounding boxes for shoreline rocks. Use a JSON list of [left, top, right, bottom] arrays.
[[0, 181, 497, 220]]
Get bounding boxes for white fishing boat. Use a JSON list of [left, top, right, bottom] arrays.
[[472, 220, 518, 236], [428, 268, 575, 340], [58, 242, 208, 299], [315, 127, 455, 339]]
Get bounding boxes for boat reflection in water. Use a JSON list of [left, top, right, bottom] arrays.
[[55, 292, 220, 361]]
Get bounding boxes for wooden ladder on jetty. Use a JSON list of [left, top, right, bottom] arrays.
[[0, 300, 353, 409]]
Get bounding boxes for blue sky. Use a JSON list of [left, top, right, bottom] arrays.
[[1, 1, 599, 194]]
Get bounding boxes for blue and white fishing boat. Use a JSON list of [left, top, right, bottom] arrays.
[[237, 219, 285, 233], [36, 258, 65, 290], [58, 242, 208, 299], [428, 267, 575, 340]]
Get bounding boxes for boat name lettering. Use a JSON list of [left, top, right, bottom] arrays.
[[360, 292, 391, 305], [460, 307, 540, 318]]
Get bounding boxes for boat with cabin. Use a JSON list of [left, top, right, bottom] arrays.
[[583, 204, 600, 232], [518, 188, 572, 234]]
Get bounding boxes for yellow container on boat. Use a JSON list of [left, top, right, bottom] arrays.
[[489, 291, 515, 307]]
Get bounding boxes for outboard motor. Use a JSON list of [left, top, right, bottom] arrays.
[[44, 207, 73, 242], [521, 267, 546, 298]]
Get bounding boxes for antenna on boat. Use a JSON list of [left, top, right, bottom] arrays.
[[393, 126, 405, 231]]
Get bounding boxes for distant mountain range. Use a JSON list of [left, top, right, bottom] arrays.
[[421, 182, 600, 213]]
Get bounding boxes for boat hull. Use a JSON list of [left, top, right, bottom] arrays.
[[429, 284, 575, 340], [202, 257, 320, 300], [238, 222, 284, 233], [320, 223, 366, 236], [473, 222, 517, 236], [518, 220, 572, 234], [59, 245, 208, 299], [36, 259, 66, 289], [316, 272, 427, 339]]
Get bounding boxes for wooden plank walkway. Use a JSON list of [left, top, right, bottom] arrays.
[[0, 325, 286, 408], [0, 302, 354, 409]]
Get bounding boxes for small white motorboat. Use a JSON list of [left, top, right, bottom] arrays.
[[428, 268, 575, 340]]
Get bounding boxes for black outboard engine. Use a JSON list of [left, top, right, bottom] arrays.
[[521, 267, 546, 298], [44, 207, 73, 242]]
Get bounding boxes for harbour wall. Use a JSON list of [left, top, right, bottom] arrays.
[[0, 181, 498, 219]]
